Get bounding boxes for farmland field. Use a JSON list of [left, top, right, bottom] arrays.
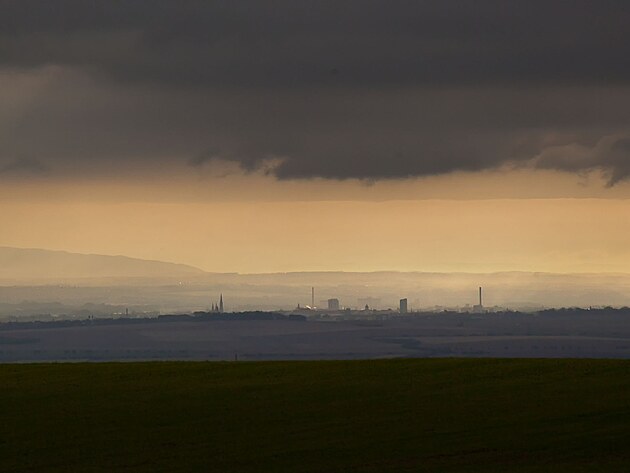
[[1, 359, 630, 472]]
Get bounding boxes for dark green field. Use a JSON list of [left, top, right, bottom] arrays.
[[2, 359, 630, 472]]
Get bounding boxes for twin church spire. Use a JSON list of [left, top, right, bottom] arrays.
[[211, 294, 224, 313]]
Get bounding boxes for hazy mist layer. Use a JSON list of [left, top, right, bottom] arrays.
[[3, 248, 630, 315]]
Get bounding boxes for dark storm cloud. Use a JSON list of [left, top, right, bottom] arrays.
[[535, 134, 630, 186], [1, 1, 630, 182], [0, 157, 49, 177], [2, 0, 630, 87]]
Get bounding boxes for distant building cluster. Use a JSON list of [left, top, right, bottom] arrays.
[[209, 285, 490, 318], [291, 285, 491, 318]]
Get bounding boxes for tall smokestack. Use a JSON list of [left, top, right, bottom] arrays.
[[479, 286, 483, 307], [312, 287, 315, 308]]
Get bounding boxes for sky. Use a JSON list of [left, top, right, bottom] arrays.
[[2, 1, 630, 273]]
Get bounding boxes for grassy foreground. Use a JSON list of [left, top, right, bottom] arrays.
[[1, 359, 630, 472]]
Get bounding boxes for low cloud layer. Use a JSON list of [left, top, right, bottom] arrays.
[[1, 1, 630, 184]]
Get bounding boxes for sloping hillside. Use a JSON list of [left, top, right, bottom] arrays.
[[0, 247, 204, 280]]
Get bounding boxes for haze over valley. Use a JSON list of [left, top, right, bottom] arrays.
[[3, 247, 630, 320]]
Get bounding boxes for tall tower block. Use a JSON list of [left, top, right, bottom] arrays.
[[399, 298, 408, 314]]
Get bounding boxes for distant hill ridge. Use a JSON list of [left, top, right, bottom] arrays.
[[0, 247, 204, 280]]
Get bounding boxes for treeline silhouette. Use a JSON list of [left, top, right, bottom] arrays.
[[2, 307, 630, 331]]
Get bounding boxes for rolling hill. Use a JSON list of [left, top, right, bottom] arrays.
[[0, 247, 204, 281]]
